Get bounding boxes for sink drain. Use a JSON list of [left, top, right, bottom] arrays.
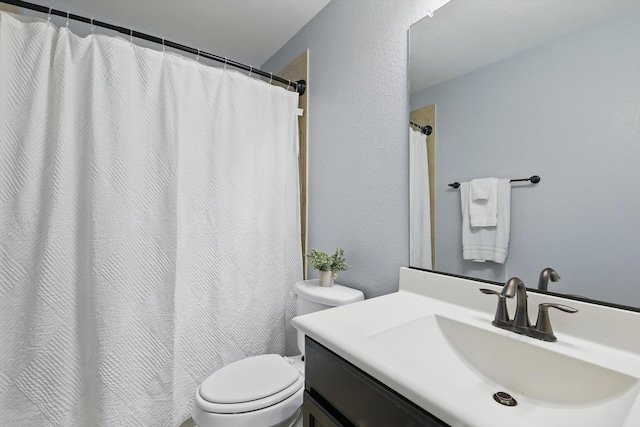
[[493, 391, 517, 407]]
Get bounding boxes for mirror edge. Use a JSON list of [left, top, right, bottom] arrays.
[[408, 266, 640, 313]]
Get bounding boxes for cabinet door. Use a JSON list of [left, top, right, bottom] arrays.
[[305, 338, 449, 427], [303, 391, 344, 427]]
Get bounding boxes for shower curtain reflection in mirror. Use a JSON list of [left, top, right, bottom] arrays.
[[409, 127, 432, 269]]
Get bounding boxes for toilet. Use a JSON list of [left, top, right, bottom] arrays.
[[192, 279, 365, 427]]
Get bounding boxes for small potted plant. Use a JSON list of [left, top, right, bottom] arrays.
[[307, 247, 350, 287]]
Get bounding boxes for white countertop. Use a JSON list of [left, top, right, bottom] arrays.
[[292, 268, 640, 427]]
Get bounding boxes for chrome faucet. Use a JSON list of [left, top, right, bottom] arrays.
[[538, 267, 560, 291], [481, 277, 578, 342]]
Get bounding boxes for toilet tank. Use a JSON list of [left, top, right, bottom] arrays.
[[294, 279, 364, 355]]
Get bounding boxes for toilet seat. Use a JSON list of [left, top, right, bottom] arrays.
[[196, 354, 303, 414]]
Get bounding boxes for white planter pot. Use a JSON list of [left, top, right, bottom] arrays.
[[318, 270, 334, 287]]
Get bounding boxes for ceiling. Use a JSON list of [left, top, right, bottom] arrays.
[[410, 0, 640, 94], [15, 0, 331, 67]]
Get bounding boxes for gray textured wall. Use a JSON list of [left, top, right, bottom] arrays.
[[263, 1, 435, 297], [411, 10, 640, 307]]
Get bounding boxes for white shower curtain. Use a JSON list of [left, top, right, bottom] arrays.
[[409, 127, 432, 269], [0, 12, 302, 426]]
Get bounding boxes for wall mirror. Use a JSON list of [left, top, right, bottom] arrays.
[[409, 0, 640, 308]]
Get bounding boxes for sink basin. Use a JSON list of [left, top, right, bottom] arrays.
[[367, 314, 640, 426]]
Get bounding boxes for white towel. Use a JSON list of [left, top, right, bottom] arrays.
[[460, 179, 511, 263], [469, 177, 498, 227]]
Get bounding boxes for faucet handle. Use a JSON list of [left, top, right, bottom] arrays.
[[534, 303, 578, 342], [480, 288, 510, 325]]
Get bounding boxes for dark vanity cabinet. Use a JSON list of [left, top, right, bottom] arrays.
[[303, 337, 449, 427]]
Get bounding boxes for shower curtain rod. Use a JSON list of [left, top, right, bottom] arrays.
[[410, 121, 433, 136], [3, 0, 306, 95]]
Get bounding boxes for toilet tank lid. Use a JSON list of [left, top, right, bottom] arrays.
[[294, 280, 364, 306]]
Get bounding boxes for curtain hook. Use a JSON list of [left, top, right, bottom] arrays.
[[196, 49, 200, 62], [269, 73, 273, 85], [90, 18, 94, 34], [66, 12, 70, 28], [129, 29, 133, 45], [47, 7, 52, 22], [287, 80, 292, 91], [162, 37, 165, 53], [248, 66, 252, 79], [223, 57, 228, 71]]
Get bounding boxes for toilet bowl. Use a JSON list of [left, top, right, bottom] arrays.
[[192, 280, 364, 427], [193, 354, 304, 427]]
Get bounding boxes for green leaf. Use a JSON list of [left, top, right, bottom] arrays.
[[306, 247, 350, 277]]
